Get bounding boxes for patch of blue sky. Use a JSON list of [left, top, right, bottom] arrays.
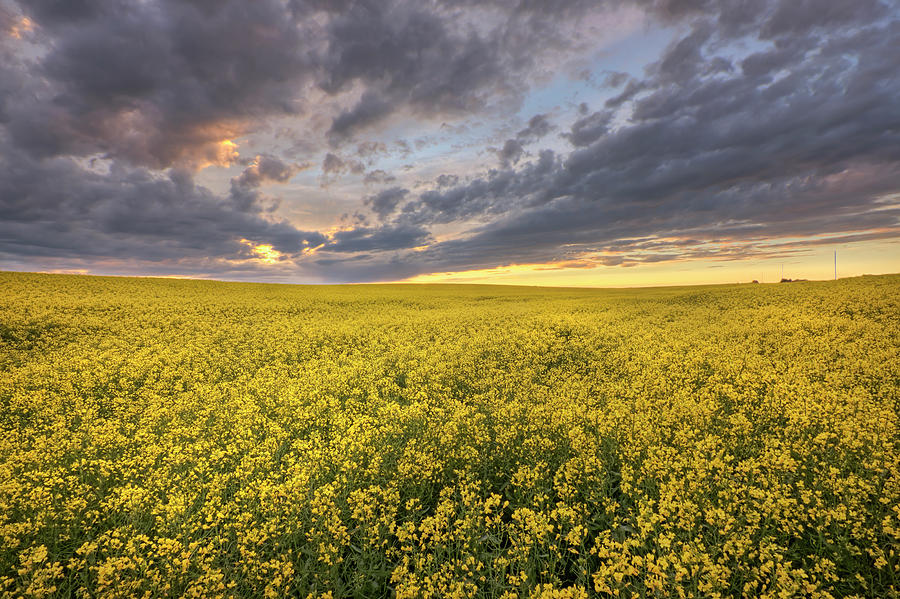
[[516, 23, 676, 122]]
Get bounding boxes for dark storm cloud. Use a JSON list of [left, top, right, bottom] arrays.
[[2, 0, 324, 266], [7, 0, 312, 168], [0, 143, 326, 263], [318, 0, 630, 142], [319, 4, 517, 141]]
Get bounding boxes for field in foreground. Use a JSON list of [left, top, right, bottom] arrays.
[[1, 272, 898, 598]]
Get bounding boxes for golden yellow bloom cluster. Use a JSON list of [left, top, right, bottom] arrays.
[[1, 272, 898, 598]]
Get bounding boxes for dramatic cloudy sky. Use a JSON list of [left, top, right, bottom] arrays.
[[1, 0, 898, 285]]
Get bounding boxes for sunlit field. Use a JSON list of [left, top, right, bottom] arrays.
[[1, 272, 898, 598]]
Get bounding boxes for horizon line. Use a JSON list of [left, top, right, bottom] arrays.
[[3, 269, 896, 292]]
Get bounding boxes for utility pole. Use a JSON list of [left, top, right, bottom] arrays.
[[834, 250, 837, 280]]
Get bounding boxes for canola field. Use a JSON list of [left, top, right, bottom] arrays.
[[1, 271, 899, 599]]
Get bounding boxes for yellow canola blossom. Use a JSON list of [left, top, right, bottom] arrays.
[[0, 272, 898, 598]]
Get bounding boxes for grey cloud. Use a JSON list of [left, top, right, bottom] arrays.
[[321, 5, 514, 141], [761, 0, 887, 38], [364, 187, 408, 220], [435, 174, 459, 188], [356, 141, 389, 158], [322, 153, 344, 174], [400, 167, 900, 278], [229, 154, 307, 213], [393, 139, 413, 157], [604, 78, 647, 108], [565, 109, 613, 147], [363, 169, 397, 185], [602, 71, 629, 88], [318, 0, 618, 143], [0, 143, 326, 264], [14, 0, 113, 26], [497, 139, 524, 168], [516, 113, 554, 142], [369, 0, 900, 277], [7, 0, 647, 167], [323, 223, 430, 253], [328, 92, 394, 142], [401, 149, 560, 225], [740, 45, 795, 78], [16, 0, 876, 170], [0, 5, 18, 31], [494, 113, 554, 166], [651, 21, 714, 82], [235, 155, 304, 188], [10, 0, 311, 168], [322, 152, 364, 177]]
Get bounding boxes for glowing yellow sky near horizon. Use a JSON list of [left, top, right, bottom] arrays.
[[240, 239, 282, 264], [18, 238, 898, 287], [397, 239, 900, 287]]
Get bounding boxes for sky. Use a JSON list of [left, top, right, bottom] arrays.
[[1, 0, 898, 286]]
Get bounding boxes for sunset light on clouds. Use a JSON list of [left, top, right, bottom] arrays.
[[1, 0, 898, 285]]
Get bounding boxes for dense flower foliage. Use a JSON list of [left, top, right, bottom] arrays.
[[1, 272, 898, 598]]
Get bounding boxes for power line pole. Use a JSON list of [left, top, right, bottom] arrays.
[[834, 250, 837, 281]]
